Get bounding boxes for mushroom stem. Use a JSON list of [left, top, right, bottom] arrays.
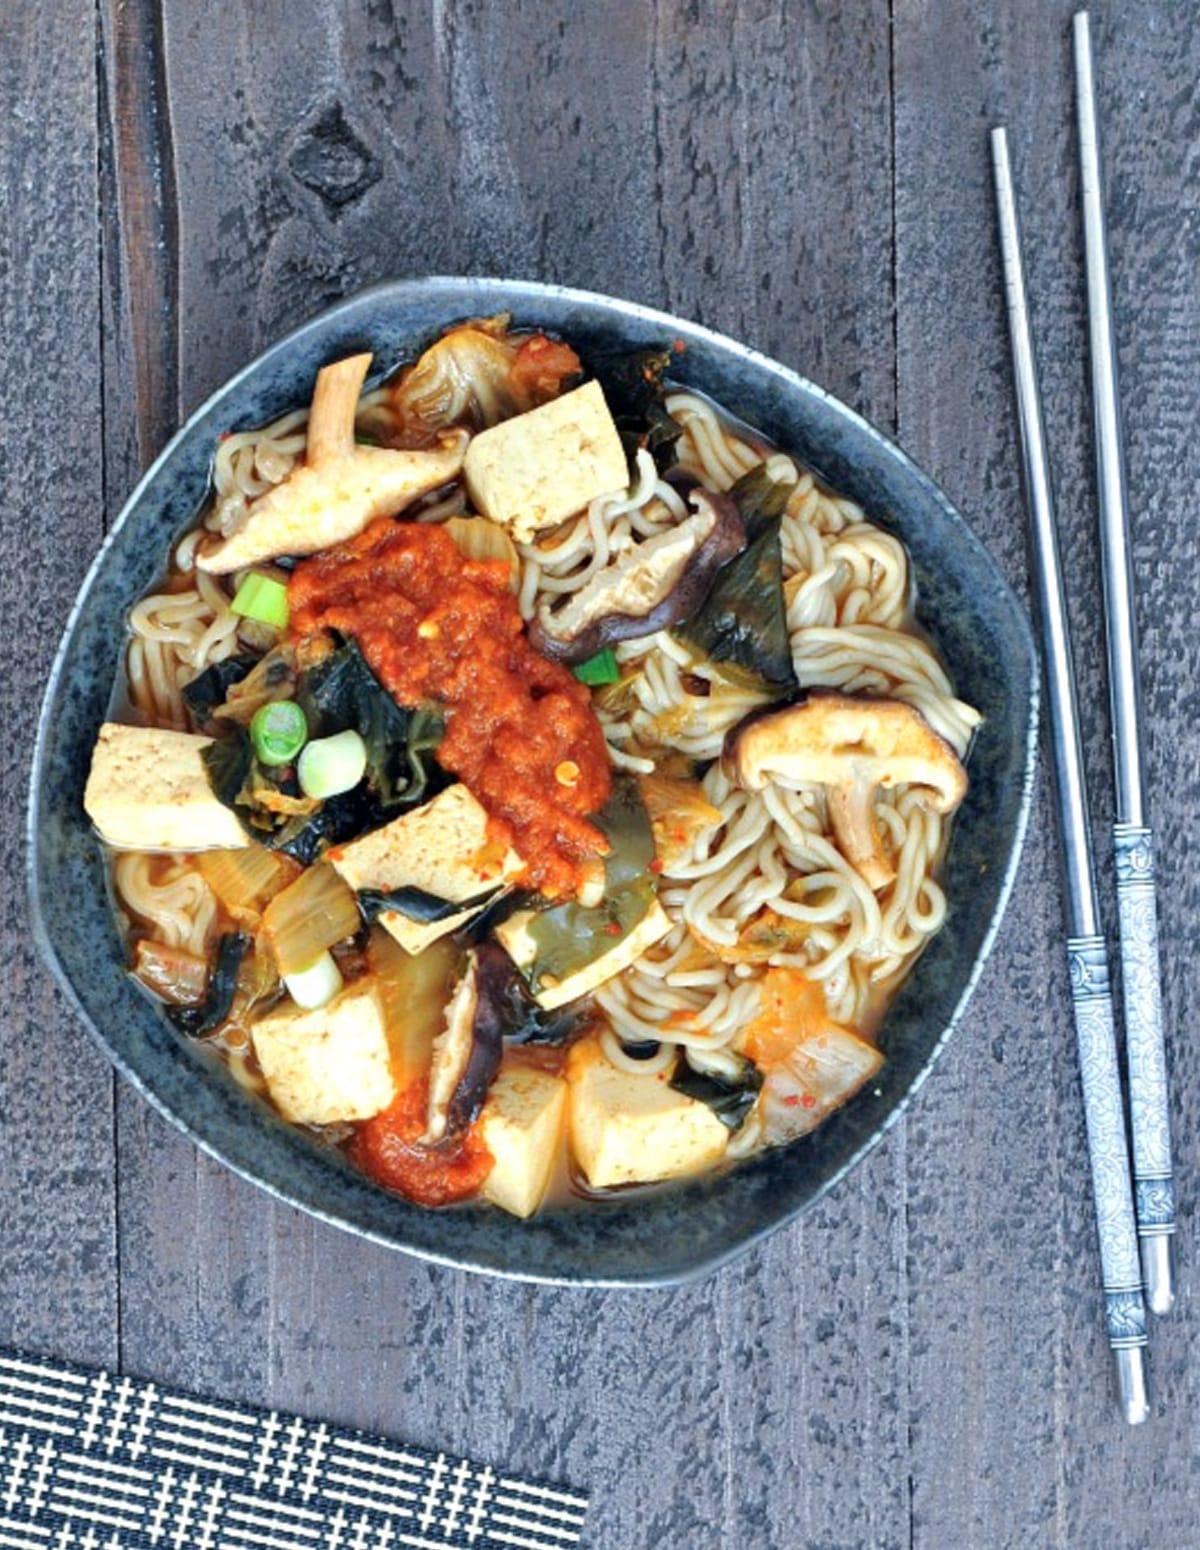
[[827, 782, 896, 893], [307, 352, 372, 466]]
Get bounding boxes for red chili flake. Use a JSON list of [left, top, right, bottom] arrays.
[[783, 1095, 800, 1108], [800, 1093, 817, 1109], [602, 921, 623, 937], [673, 338, 687, 353], [648, 858, 664, 874]]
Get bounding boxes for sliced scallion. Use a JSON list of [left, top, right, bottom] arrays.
[[230, 572, 290, 629], [572, 648, 620, 687], [284, 950, 344, 1011], [297, 729, 368, 800], [250, 700, 308, 767]]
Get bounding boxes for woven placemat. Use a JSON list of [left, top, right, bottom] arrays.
[[0, 1348, 588, 1549]]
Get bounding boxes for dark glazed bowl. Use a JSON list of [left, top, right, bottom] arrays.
[[28, 278, 1037, 1286]]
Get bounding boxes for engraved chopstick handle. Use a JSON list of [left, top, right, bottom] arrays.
[[1114, 825, 1176, 1245], [1067, 935, 1148, 1356]]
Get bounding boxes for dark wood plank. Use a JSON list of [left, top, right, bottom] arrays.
[[94, 0, 284, 1407], [894, 2, 1200, 1545], [99, 0, 179, 474], [105, 5, 905, 1549], [1048, 7, 1200, 1542], [0, 1, 119, 1364], [892, 4, 1076, 1532]]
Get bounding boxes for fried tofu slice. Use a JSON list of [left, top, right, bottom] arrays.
[[494, 898, 672, 1012], [196, 354, 466, 574]]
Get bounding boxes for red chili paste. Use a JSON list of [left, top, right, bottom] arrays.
[[349, 1081, 492, 1206], [289, 518, 612, 897]]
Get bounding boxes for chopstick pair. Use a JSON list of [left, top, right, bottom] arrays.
[[991, 12, 1176, 1426]]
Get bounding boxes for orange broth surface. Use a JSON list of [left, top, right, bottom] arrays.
[[289, 517, 612, 898]]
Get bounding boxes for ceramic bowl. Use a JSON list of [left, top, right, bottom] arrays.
[[28, 278, 1037, 1285]]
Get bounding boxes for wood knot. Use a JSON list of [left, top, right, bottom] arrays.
[[287, 100, 381, 216]]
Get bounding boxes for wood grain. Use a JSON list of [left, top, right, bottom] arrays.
[[0, 0, 119, 1365], [5, 0, 1200, 1545], [895, 3, 1200, 1546]]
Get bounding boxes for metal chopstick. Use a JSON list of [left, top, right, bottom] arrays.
[[1073, 9, 1176, 1317], [991, 126, 1150, 1426]]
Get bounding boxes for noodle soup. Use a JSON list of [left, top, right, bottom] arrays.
[[84, 316, 979, 1218]]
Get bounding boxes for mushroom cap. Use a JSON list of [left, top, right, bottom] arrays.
[[528, 489, 745, 664], [423, 944, 508, 1145], [723, 691, 968, 814]]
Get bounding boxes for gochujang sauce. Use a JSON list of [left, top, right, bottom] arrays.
[[289, 518, 612, 898]]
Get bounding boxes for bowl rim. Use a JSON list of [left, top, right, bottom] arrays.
[[27, 275, 1039, 1286]]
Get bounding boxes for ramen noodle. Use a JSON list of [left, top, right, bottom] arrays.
[[83, 317, 979, 1216]]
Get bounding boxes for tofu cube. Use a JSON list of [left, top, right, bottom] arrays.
[[252, 979, 394, 1125], [567, 1037, 729, 1189], [494, 899, 672, 1011], [84, 722, 248, 852], [463, 380, 629, 542], [329, 785, 523, 955], [479, 1065, 569, 1219]]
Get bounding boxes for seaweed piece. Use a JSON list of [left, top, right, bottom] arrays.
[[587, 346, 682, 471], [454, 887, 538, 946], [400, 704, 445, 811], [201, 727, 345, 856], [357, 882, 502, 927], [675, 464, 798, 691], [201, 727, 254, 812], [201, 640, 450, 861], [296, 639, 445, 810], [730, 463, 795, 535], [495, 963, 585, 1047], [270, 791, 367, 866], [165, 932, 250, 1039], [618, 1039, 662, 1061], [182, 655, 258, 725], [670, 1056, 763, 1132]]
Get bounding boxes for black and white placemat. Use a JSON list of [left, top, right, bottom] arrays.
[[0, 1348, 588, 1549]]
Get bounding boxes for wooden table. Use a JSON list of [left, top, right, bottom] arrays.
[[5, 4, 1198, 1545]]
